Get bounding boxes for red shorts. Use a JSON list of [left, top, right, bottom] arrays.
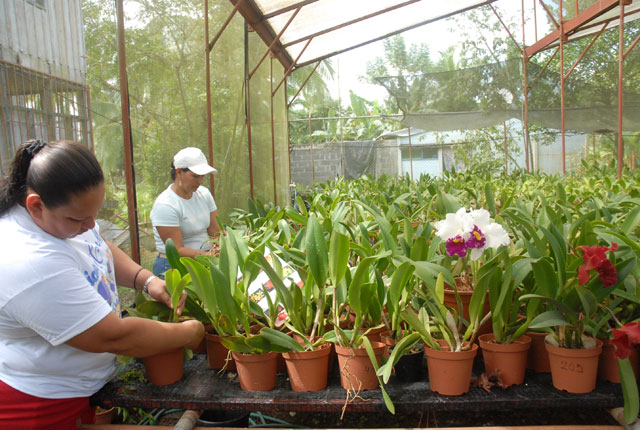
[[0, 380, 96, 430]]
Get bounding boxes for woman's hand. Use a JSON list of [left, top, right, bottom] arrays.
[[146, 277, 188, 315]]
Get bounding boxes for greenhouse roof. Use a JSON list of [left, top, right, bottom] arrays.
[[232, 0, 497, 70], [232, 0, 640, 69]]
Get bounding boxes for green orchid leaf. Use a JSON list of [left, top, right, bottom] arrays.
[[528, 310, 570, 329], [619, 357, 640, 424], [260, 327, 305, 352], [328, 230, 350, 288], [306, 215, 329, 289], [362, 337, 395, 415], [165, 238, 187, 276]]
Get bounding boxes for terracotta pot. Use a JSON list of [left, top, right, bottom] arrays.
[[282, 343, 332, 392], [231, 351, 278, 391], [479, 334, 531, 387], [379, 330, 397, 358], [546, 337, 603, 394], [424, 340, 478, 396], [143, 347, 184, 386], [599, 338, 639, 383], [361, 325, 387, 343], [94, 407, 116, 425], [443, 287, 492, 335], [205, 333, 236, 370], [526, 331, 551, 373], [335, 342, 385, 391]]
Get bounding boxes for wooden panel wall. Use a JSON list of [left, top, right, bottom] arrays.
[[0, 0, 86, 83]]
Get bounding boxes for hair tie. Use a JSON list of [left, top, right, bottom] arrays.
[[24, 140, 47, 157]]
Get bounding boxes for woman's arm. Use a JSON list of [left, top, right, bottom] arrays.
[[155, 226, 207, 258], [207, 210, 222, 237], [106, 240, 186, 313], [65, 313, 204, 357]]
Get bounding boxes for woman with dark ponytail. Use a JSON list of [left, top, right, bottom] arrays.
[[0, 140, 204, 429]]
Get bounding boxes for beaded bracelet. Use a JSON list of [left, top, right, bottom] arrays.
[[132, 267, 144, 291]]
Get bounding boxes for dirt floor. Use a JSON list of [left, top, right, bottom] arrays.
[[153, 406, 621, 428]]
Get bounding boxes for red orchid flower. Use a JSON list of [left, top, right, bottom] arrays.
[[575, 243, 618, 287], [612, 321, 640, 359]]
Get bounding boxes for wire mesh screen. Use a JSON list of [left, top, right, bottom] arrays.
[[0, 59, 93, 175]]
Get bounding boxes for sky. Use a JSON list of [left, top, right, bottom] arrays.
[[327, 1, 551, 103]]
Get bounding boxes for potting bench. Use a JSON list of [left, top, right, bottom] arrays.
[[92, 354, 624, 415]]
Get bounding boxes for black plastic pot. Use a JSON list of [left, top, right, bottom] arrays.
[[196, 410, 251, 427], [395, 347, 425, 382]]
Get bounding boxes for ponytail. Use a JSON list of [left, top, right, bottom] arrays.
[[0, 140, 103, 216]]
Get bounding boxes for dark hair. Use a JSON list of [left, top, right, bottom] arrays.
[[0, 140, 104, 215], [170, 162, 189, 181]]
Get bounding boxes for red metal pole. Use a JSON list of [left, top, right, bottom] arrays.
[[245, 23, 255, 200], [560, 1, 566, 174], [618, 0, 625, 179], [204, 0, 215, 194], [270, 55, 278, 205], [522, 0, 531, 172], [116, 0, 140, 263]]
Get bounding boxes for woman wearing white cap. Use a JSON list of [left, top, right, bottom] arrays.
[[150, 147, 222, 276]]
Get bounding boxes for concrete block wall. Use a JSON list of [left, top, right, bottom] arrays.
[[290, 141, 399, 188]]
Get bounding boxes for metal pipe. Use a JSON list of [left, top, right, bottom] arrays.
[[272, 38, 312, 97], [285, 80, 292, 189], [248, 6, 301, 80], [521, 0, 531, 172], [534, 0, 538, 41], [618, 0, 625, 179], [560, 1, 566, 174], [204, 0, 215, 194], [287, 61, 321, 109], [270, 55, 278, 205], [623, 30, 640, 59], [408, 126, 413, 181], [289, 113, 403, 122], [564, 22, 609, 80], [489, 3, 521, 51], [263, 0, 319, 19], [116, 0, 141, 263], [245, 22, 255, 200], [208, 0, 243, 52]]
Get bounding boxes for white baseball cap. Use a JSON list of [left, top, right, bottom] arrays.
[[173, 147, 217, 175]]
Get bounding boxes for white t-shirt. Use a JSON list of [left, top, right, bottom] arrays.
[[150, 185, 217, 254], [0, 206, 118, 398]]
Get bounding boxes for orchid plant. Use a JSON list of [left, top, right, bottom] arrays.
[[434, 207, 511, 289], [522, 235, 634, 349], [612, 321, 640, 424]]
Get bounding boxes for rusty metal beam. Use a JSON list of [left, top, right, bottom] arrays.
[[204, 0, 215, 194], [563, 22, 608, 80], [538, 0, 559, 29], [270, 56, 277, 206], [528, 47, 558, 91], [618, 0, 625, 179], [287, 61, 321, 109], [209, 0, 243, 52], [230, 0, 294, 70], [560, 1, 566, 174], [488, 3, 523, 55], [116, 0, 141, 263], [248, 6, 301, 80], [526, 0, 621, 57], [623, 29, 640, 59], [244, 22, 254, 200], [521, 0, 530, 172], [273, 38, 312, 97]]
